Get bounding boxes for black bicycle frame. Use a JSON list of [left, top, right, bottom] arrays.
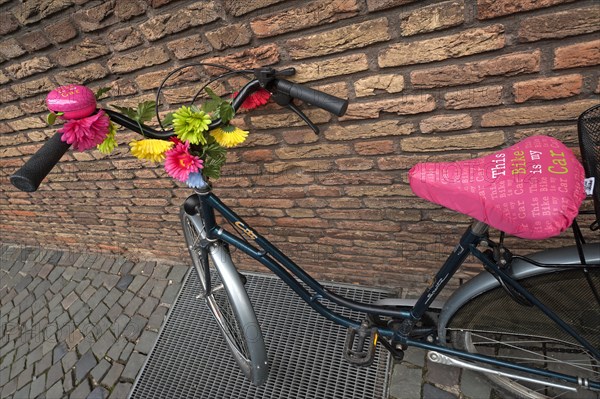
[[187, 188, 600, 390]]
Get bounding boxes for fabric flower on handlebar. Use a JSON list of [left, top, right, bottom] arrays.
[[46, 84, 270, 187]]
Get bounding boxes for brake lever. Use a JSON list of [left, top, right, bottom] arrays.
[[271, 91, 319, 135], [288, 102, 319, 134]]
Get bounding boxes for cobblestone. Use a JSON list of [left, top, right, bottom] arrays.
[[0, 243, 494, 399], [4, 243, 190, 399], [74, 350, 97, 383]]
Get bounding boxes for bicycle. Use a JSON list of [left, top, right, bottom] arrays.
[[10, 65, 600, 399]]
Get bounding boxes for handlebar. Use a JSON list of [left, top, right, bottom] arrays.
[[10, 68, 348, 192], [10, 132, 71, 192]]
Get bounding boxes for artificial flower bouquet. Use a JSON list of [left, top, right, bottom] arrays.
[[45, 83, 271, 188]]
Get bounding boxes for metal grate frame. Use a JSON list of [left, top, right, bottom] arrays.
[[130, 270, 392, 399]]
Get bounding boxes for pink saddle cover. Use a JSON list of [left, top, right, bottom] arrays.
[[408, 136, 586, 239]]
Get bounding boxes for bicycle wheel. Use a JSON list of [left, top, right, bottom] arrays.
[[180, 209, 269, 386], [446, 268, 599, 399]]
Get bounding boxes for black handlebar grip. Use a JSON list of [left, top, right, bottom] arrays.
[[10, 132, 71, 192], [275, 79, 348, 117]]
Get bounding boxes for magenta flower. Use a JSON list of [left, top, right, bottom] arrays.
[[164, 141, 203, 182], [58, 110, 110, 151]]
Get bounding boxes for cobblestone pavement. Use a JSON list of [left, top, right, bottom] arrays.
[[1, 243, 503, 399], [0, 244, 188, 399]]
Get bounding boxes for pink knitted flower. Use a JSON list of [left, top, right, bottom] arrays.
[[164, 141, 203, 182], [58, 110, 111, 151]]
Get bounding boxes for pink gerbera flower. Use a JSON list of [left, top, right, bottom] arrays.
[[164, 141, 203, 182], [58, 110, 110, 151]]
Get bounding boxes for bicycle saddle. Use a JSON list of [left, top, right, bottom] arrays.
[[408, 136, 587, 239]]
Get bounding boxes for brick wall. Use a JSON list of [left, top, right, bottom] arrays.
[[1, 0, 599, 291]]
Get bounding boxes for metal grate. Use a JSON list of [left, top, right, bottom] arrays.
[[130, 270, 392, 399]]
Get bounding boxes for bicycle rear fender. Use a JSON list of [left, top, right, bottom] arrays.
[[437, 243, 600, 344]]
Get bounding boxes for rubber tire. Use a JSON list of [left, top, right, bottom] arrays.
[[446, 268, 600, 399]]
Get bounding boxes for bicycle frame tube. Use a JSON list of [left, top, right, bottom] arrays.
[[188, 190, 600, 390], [194, 191, 412, 322]]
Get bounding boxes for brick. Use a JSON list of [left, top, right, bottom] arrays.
[[114, 0, 146, 21], [139, 2, 219, 42], [377, 153, 464, 171], [325, 120, 415, 141], [53, 38, 110, 67], [477, 0, 577, 20], [0, 38, 26, 59], [281, 129, 319, 144], [275, 143, 352, 160], [135, 68, 199, 91], [167, 34, 212, 60], [224, 0, 285, 16], [0, 12, 19, 35], [513, 74, 582, 103], [0, 70, 9, 85], [286, 18, 390, 60], [401, 1, 465, 36], [519, 7, 600, 43], [148, 0, 178, 7], [335, 158, 374, 171], [250, 0, 359, 38], [74, 2, 116, 32], [206, 23, 252, 50], [420, 114, 472, 133], [354, 140, 395, 155], [263, 160, 331, 174], [55, 63, 108, 85], [44, 18, 78, 43], [0, 88, 18, 103], [293, 53, 369, 83], [204, 44, 280, 72], [444, 85, 503, 109], [401, 131, 505, 152], [108, 47, 170, 74], [553, 40, 600, 70], [0, 105, 24, 120], [12, 0, 73, 25], [5, 57, 53, 80], [354, 74, 404, 97], [11, 77, 55, 98], [251, 109, 330, 129], [367, 0, 416, 11], [18, 30, 50, 52], [481, 99, 599, 127], [342, 95, 436, 120], [242, 149, 274, 162], [107, 27, 144, 52], [411, 50, 540, 88], [7, 116, 46, 131], [379, 24, 505, 67]]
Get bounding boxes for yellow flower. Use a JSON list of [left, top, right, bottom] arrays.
[[210, 125, 248, 148], [130, 139, 174, 162]]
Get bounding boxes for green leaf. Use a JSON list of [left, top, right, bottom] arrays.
[[46, 112, 57, 125], [202, 156, 226, 180], [136, 101, 156, 124], [201, 99, 221, 114], [111, 105, 137, 120], [204, 87, 222, 103], [95, 87, 111, 100], [162, 112, 174, 127], [219, 103, 235, 125]]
